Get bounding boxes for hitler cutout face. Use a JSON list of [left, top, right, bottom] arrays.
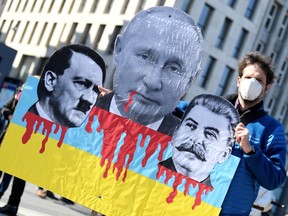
[[113, 7, 203, 126], [42, 51, 103, 127], [170, 94, 239, 183]]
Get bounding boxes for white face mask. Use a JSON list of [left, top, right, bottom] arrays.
[[239, 78, 262, 101]]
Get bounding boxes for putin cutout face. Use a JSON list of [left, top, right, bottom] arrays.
[[113, 12, 202, 125]]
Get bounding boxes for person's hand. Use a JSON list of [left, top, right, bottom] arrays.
[[234, 122, 253, 154], [98, 86, 111, 97], [8, 114, 13, 121]]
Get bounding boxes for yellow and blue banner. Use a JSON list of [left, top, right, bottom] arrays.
[[0, 76, 240, 215]]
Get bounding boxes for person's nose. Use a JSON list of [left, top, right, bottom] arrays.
[[190, 134, 205, 145], [81, 87, 97, 104], [142, 64, 162, 90]]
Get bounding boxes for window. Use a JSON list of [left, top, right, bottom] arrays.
[[215, 66, 234, 96], [181, 0, 193, 13], [232, 28, 248, 58], [30, 0, 36, 12], [22, 0, 29, 12], [58, 0, 66, 13], [15, 1, 21, 12], [136, 0, 146, 13], [277, 61, 287, 86], [270, 51, 277, 63], [215, 18, 232, 49], [198, 56, 216, 88], [18, 55, 34, 81], [0, 20, 6, 37], [93, 24, 106, 50], [20, 22, 29, 43], [107, 26, 122, 53], [28, 22, 38, 44], [33, 57, 48, 75], [68, 0, 75, 13], [79, 24, 91, 45], [266, 98, 275, 115], [244, 0, 257, 20], [264, 3, 277, 31], [37, 23, 47, 45], [255, 42, 264, 52], [7, 0, 13, 11], [227, 0, 237, 8], [104, 0, 113, 14], [120, 0, 129, 14], [57, 23, 66, 46], [157, 0, 165, 6], [277, 12, 288, 40], [78, 0, 86, 12], [279, 105, 287, 123], [11, 21, 20, 42], [48, 0, 55, 13], [66, 23, 77, 44], [90, 0, 99, 13], [2, 21, 13, 42], [197, 4, 214, 34], [39, 0, 45, 12], [45, 23, 56, 46]]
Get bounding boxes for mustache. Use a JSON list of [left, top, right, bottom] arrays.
[[75, 100, 92, 114], [176, 141, 206, 161]]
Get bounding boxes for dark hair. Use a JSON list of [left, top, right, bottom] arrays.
[[238, 51, 275, 85], [37, 44, 106, 98], [181, 94, 239, 146]]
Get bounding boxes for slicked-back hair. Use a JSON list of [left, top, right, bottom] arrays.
[[37, 44, 106, 99]]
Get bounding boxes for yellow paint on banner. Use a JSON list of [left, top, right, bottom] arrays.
[[0, 123, 220, 216]]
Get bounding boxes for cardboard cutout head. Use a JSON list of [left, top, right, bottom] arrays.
[[36, 44, 106, 128], [113, 6, 204, 126], [169, 94, 239, 183]]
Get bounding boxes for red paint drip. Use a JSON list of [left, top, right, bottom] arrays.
[[85, 106, 213, 210], [85, 108, 96, 133], [22, 112, 67, 153], [85, 107, 171, 182], [124, 91, 137, 112], [156, 165, 213, 210]]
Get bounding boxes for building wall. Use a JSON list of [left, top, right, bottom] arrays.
[[0, 0, 177, 84], [0, 0, 287, 131]]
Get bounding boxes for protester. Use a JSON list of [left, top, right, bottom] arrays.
[[0, 173, 12, 199], [160, 94, 239, 185], [0, 86, 25, 216], [93, 6, 203, 215], [29, 44, 106, 128], [220, 51, 286, 215]]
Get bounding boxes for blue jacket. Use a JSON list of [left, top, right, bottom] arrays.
[[220, 94, 287, 216]]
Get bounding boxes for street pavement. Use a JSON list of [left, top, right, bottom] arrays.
[[0, 181, 91, 216]]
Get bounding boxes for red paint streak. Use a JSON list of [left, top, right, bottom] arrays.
[[86, 107, 171, 182], [22, 112, 67, 153], [156, 165, 213, 210], [124, 91, 137, 112], [86, 106, 213, 210]]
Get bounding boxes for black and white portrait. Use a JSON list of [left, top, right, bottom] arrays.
[[96, 6, 204, 135], [160, 94, 240, 186], [28, 44, 106, 128]]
